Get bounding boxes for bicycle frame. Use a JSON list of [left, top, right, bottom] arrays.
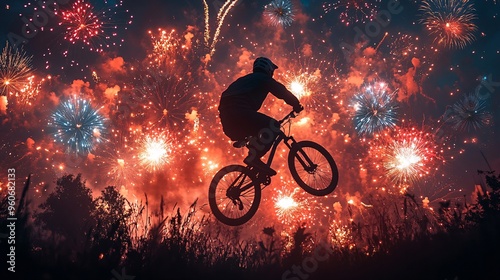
[[265, 110, 317, 172], [229, 111, 318, 196]]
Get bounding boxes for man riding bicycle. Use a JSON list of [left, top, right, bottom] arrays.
[[218, 57, 304, 176]]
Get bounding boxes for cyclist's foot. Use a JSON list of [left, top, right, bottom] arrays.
[[243, 156, 277, 176]]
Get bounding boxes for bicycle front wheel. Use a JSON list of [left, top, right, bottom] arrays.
[[288, 141, 338, 196], [208, 165, 261, 226]]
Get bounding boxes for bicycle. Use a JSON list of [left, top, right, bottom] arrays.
[[208, 110, 339, 226]]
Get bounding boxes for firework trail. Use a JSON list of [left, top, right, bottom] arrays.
[[49, 97, 106, 155], [351, 82, 398, 136], [203, 0, 210, 47], [445, 92, 493, 131], [203, 0, 239, 57], [419, 0, 478, 49], [0, 42, 33, 97], [264, 0, 295, 27]]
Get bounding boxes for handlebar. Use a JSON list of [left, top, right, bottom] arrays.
[[278, 110, 298, 124]]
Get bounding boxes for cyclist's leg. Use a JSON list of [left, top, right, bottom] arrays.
[[243, 112, 279, 174], [219, 111, 248, 141], [249, 113, 279, 158]]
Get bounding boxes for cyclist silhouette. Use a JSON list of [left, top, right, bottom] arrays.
[[218, 57, 303, 176]]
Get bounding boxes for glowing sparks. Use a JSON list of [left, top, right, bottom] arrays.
[[323, 0, 382, 26], [419, 0, 478, 49], [0, 43, 33, 96], [276, 196, 298, 210], [352, 82, 398, 136], [290, 80, 309, 99], [284, 72, 317, 100], [147, 29, 182, 67], [139, 133, 172, 172], [49, 97, 106, 154], [274, 188, 301, 222], [264, 0, 295, 27], [60, 0, 104, 51], [329, 221, 356, 249]]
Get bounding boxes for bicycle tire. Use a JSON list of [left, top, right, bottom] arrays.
[[208, 165, 261, 226], [288, 141, 338, 196]]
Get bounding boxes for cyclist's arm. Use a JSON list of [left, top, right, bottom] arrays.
[[267, 79, 301, 108]]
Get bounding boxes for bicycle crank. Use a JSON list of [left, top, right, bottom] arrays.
[[226, 186, 244, 210]]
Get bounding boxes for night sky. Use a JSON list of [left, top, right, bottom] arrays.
[[1, 0, 500, 232]]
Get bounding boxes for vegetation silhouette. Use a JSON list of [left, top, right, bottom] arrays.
[[2, 170, 500, 279]]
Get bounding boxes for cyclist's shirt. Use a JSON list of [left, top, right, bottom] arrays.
[[218, 71, 300, 113]]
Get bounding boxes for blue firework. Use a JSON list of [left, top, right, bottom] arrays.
[[352, 83, 398, 136], [446, 92, 492, 131], [264, 0, 295, 27], [50, 97, 106, 154]]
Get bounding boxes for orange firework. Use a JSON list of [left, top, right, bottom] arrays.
[[419, 0, 478, 49]]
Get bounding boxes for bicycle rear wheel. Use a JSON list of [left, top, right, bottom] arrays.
[[208, 165, 261, 226], [288, 141, 338, 196]]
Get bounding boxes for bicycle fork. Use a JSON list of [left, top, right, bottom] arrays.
[[286, 137, 318, 173]]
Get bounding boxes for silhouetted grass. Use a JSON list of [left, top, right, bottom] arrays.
[[4, 170, 500, 279]]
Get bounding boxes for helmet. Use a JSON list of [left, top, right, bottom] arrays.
[[253, 57, 278, 76]]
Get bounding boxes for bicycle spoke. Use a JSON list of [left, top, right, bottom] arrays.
[[209, 166, 260, 225], [295, 147, 333, 191]]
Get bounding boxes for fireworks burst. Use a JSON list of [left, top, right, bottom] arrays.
[[352, 82, 398, 136], [0, 42, 33, 96], [97, 142, 139, 188], [367, 127, 442, 192], [323, 0, 382, 26], [148, 29, 182, 66], [288, 76, 313, 99], [59, 0, 132, 53], [136, 68, 196, 130], [50, 97, 106, 154], [281, 69, 321, 101], [13, 75, 40, 106], [274, 188, 301, 223], [419, 0, 478, 49], [383, 128, 439, 188], [138, 132, 173, 172], [445, 92, 493, 131], [264, 0, 295, 27]]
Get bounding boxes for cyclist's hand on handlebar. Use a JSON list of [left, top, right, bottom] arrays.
[[293, 104, 304, 113]]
